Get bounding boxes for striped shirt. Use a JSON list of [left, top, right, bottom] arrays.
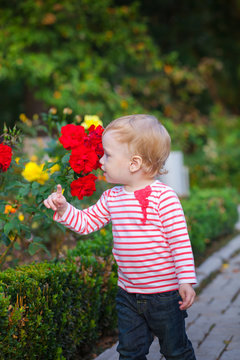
[[54, 180, 197, 294]]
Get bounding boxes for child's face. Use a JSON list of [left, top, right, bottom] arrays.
[[100, 130, 132, 185]]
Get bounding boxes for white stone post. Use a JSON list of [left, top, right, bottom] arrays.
[[159, 151, 190, 197]]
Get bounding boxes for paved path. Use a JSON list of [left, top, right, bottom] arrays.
[[96, 234, 240, 360], [185, 250, 240, 360]]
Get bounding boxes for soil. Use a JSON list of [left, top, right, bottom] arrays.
[[81, 331, 119, 360]]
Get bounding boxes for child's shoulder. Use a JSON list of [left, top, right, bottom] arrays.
[[102, 185, 124, 198], [152, 181, 181, 210], [152, 180, 176, 196]]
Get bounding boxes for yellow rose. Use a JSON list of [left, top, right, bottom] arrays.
[[22, 162, 49, 184], [18, 213, 24, 222], [19, 113, 28, 123], [19, 113, 32, 126], [82, 115, 103, 129], [22, 162, 42, 182], [49, 163, 60, 174], [37, 164, 49, 185]]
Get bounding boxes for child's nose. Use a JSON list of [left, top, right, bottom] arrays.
[[99, 156, 104, 165]]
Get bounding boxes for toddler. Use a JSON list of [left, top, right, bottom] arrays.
[[44, 114, 197, 360]]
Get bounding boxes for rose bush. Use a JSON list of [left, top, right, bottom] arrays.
[[59, 123, 104, 200], [0, 111, 106, 269]]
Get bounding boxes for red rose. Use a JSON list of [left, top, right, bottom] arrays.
[[0, 143, 12, 172], [59, 124, 86, 150], [85, 125, 104, 158], [70, 174, 97, 200], [69, 145, 99, 174]]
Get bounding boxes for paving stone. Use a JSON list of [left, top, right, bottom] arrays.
[[196, 256, 222, 285], [220, 349, 240, 360], [95, 343, 119, 360], [217, 235, 240, 260], [146, 339, 160, 360]]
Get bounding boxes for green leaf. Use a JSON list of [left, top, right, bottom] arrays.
[[61, 153, 70, 165], [31, 182, 40, 196], [20, 224, 32, 239], [28, 242, 50, 257], [32, 182, 40, 190], [18, 184, 31, 197], [4, 221, 15, 236], [1, 233, 10, 246], [14, 242, 21, 250], [43, 161, 58, 171]]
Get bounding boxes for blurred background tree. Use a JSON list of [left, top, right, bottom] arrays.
[[0, 0, 239, 189], [0, 0, 161, 129], [117, 0, 240, 113], [0, 0, 216, 128]]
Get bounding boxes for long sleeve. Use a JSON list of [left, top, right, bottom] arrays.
[[52, 181, 196, 294], [158, 189, 197, 285], [53, 190, 111, 235]]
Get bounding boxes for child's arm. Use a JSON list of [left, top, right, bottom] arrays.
[[44, 184, 68, 217], [178, 283, 196, 310], [158, 188, 197, 309], [44, 184, 111, 235]]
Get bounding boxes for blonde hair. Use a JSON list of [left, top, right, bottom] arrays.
[[104, 114, 171, 176]]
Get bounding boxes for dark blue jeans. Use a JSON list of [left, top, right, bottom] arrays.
[[116, 287, 196, 360]]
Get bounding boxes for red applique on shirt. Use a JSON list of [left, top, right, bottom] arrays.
[[134, 185, 152, 224]]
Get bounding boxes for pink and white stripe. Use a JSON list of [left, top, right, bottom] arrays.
[[54, 180, 197, 294]]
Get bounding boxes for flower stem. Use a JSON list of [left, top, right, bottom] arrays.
[[0, 235, 17, 269]]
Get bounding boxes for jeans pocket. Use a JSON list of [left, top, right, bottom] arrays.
[[152, 290, 179, 301], [156, 290, 179, 297]]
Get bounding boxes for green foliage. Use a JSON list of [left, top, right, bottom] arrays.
[[182, 188, 239, 253], [124, 0, 240, 113], [0, 111, 106, 269], [0, 0, 216, 131], [0, 238, 118, 359], [183, 106, 240, 190], [0, 0, 160, 125], [67, 227, 118, 330]]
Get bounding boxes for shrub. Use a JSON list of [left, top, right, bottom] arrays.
[[0, 249, 117, 359], [182, 188, 239, 252]]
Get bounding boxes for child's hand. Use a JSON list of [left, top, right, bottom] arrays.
[[178, 283, 196, 310], [44, 184, 68, 216]]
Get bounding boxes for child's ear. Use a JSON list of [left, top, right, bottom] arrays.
[[129, 155, 142, 173]]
